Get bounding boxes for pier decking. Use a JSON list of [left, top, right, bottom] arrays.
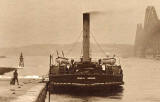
[[0, 79, 47, 102], [12, 83, 46, 102]]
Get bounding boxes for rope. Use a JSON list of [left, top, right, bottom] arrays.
[[90, 32, 106, 56], [65, 30, 106, 57], [66, 31, 83, 56]]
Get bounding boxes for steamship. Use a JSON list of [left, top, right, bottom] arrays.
[[48, 13, 124, 90]]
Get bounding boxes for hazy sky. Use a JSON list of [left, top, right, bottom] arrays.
[[0, 0, 160, 48]]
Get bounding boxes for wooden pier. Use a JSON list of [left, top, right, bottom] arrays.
[[12, 83, 47, 102], [0, 79, 47, 102]]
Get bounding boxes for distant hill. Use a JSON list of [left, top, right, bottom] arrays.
[[0, 43, 134, 57]]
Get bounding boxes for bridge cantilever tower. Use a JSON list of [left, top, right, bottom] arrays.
[[135, 6, 160, 58]]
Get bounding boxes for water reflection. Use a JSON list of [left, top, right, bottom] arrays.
[[47, 85, 124, 102]]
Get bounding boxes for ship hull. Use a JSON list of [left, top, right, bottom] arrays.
[[48, 74, 124, 93], [48, 80, 123, 94], [49, 74, 123, 84]]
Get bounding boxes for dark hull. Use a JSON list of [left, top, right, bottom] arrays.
[[49, 82, 124, 96], [49, 74, 124, 93], [49, 74, 123, 84]]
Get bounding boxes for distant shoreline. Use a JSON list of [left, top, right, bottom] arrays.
[[0, 56, 6, 58]]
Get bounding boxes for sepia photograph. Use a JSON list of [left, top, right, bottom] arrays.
[[0, 0, 160, 102]]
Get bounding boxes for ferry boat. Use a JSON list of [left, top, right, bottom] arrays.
[[48, 13, 124, 91]]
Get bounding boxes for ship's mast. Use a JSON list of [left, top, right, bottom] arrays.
[[83, 13, 91, 62]]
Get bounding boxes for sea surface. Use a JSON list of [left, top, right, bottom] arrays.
[[1, 56, 160, 102]]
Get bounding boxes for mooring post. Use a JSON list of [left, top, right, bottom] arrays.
[[48, 54, 52, 102], [48, 86, 50, 102]]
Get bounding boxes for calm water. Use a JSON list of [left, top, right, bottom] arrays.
[[1, 56, 160, 102]]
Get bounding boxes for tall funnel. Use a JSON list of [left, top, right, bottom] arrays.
[[83, 13, 90, 62]]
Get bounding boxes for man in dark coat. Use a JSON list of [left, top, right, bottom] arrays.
[[13, 70, 19, 85]]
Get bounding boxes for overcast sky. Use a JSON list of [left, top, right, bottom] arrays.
[[0, 0, 160, 48]]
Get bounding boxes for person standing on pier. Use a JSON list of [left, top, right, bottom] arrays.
[[13, 70, 19, 85]]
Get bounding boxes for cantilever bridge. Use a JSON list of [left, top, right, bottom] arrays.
[[135, 6, 160, 58]]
